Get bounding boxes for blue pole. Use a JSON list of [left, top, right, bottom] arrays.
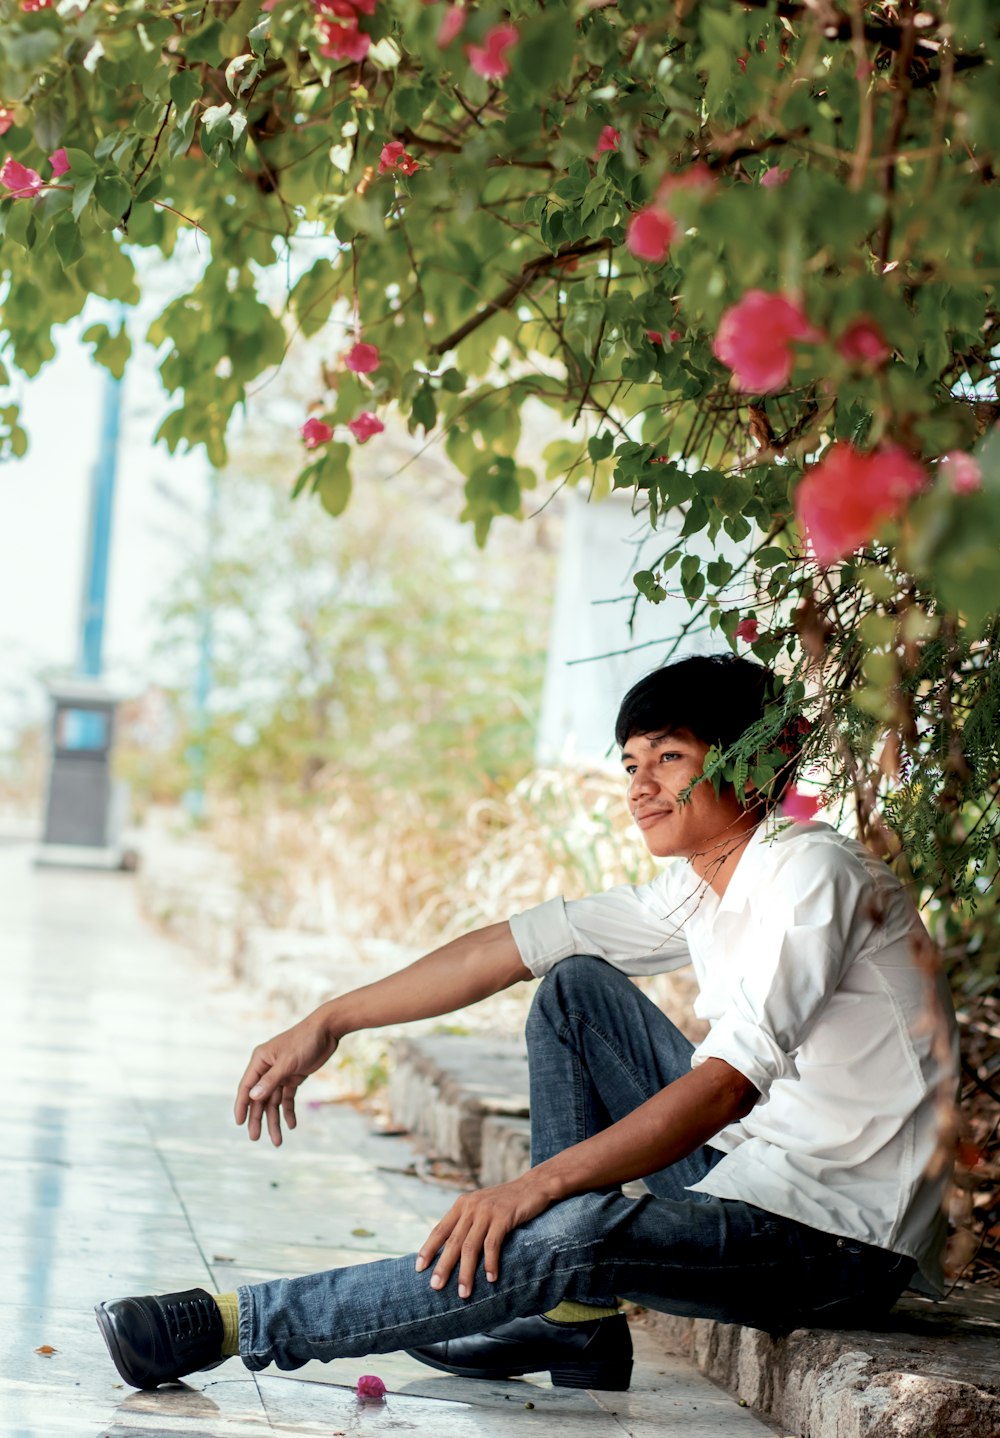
[[79, 369, 123, 679], [184, 472, 217, 822]]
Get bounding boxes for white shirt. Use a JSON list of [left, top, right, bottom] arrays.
[[509, 820, 958, 1294]]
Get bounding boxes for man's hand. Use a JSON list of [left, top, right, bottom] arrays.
[[414, 1175, 553, 1298], [234, 1008, 338, 1145]]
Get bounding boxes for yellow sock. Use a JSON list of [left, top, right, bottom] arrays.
[[214, 1291, 240, 1356], [544, 1299, 620, 1324]]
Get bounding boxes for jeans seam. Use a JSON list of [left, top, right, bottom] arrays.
[[559, 1007, 666, 1104]]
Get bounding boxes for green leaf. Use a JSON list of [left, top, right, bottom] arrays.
[[83, 323, 131, 379], [313, 444, 353, 516], [588, 430, 614, 462], [53, 215, 84, 268], [170, 69, 202, 115], [95, 174, 132, 219], [633, 570, 667, 604]]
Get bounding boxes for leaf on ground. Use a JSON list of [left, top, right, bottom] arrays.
[[35, 1344, 56, 1355], [351, 1227, 374, 1237]]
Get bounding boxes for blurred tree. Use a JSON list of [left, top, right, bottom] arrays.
[[0, 0, 998, 992]]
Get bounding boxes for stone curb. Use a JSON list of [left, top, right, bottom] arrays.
[[386, 1033, 1000, 1438], [386, 1035, 530, 1179]]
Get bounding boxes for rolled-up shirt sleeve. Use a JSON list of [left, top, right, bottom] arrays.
[[509, 865, 695, 978], [691, 849, 859, 1098]]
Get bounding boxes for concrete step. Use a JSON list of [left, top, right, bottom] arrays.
[[385, 1033, 1000, 1438]]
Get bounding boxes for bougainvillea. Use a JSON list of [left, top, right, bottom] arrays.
[[0, 1, 998, 993]]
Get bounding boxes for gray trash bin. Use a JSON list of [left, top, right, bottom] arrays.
[[38, 678, 130, 868]]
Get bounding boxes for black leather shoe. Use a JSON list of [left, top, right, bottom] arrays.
[[94, 1287, 225, 1389], [406, 1312, 632, 1390]]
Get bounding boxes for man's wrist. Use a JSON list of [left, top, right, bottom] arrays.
[[315, 999, 348, 1045]]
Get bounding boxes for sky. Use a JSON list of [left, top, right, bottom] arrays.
[[0, 297, 211, 748]]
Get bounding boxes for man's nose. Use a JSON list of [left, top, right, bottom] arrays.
[[629, 765, 659, 799]]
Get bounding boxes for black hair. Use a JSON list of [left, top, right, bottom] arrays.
[[614, 653, 805, 807], [614, 653, 776, 750]]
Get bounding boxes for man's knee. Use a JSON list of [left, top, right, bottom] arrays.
[[527, 954, 627, 1029]]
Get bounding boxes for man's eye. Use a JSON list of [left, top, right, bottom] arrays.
[[660, 751, 680, 761]]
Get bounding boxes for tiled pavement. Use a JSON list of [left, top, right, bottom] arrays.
[[0, 836, 775, 1437]]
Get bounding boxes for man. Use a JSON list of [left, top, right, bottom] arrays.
[[95, 654, 956, 1393]]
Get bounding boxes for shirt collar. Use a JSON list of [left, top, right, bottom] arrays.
[[718, 817, 835, 915]]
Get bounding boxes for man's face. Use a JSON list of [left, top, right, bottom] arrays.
[[621, 727, 748, 860]]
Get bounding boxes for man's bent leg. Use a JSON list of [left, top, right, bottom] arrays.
[[526, 955, 722, 1201]]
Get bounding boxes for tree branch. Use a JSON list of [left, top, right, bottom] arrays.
[[429, 238, 612, 356]]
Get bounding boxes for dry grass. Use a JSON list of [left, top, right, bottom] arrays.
[[209, 765, 706, 1039]]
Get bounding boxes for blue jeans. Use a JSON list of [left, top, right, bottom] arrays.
[[238, 956, 914, 1372]]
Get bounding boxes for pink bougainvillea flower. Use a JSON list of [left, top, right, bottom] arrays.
[[467, 23, 518, 81], [0, 156, 43, 197], [626, 206, 677, 263], [835, 316, 891, 366], [315, 0, 375, 12], [345, 340, 380, 374], [437, 4, 466, 48], [316, 18, 371, 62], [760, 165, 789, 188], [794, 442, 925, 566], [21, 0, 53, 10], [656, 163, 715, 201], [669, 329, 682, 342], [626, 167, 713, 265], [734, 617, 759, 643], [646, 330, 663, 346], [781, 785, 822, 821], [301, 417, 334, 448], [378, 140, 419, 176], [348, 411, 384, 443], [595, 125, 620, 156], [48, 148, 69, 178], [0, 108, 14, 137], [713, 290, 823, 393], [940, 450, 982, 496], [356, 1374, 387, 1401]]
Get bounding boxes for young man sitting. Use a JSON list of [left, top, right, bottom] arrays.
[[96, 654, 956, 1393]]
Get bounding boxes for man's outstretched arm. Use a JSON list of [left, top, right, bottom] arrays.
[[234, 921, 530, 1144]]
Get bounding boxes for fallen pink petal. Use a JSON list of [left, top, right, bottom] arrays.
[[301, 417, 334, 449], [356, 1374, 387, 1400], [345, 341, 380, 374], [348, 411, 384, 443], [0, 156, 43, 198]]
